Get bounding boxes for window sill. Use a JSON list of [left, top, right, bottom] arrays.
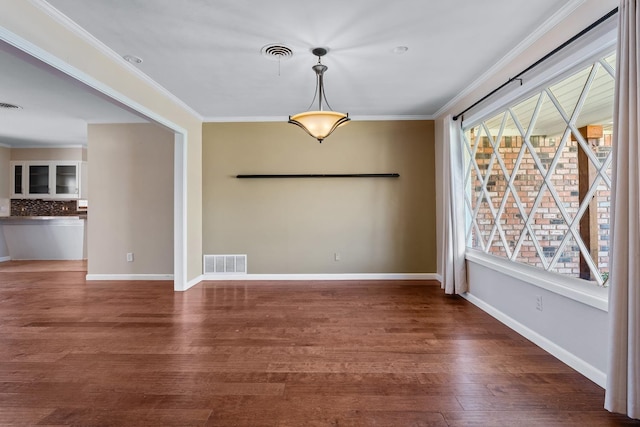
[[465, 249, 609, 312]]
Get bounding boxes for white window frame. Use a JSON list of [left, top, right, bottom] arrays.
[[460, 20, 617, 311]]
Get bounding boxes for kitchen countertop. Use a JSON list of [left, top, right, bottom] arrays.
[[0, 215, 87, 220]]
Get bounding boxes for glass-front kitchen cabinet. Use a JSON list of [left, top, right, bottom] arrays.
[[10, 161, 83, 199]]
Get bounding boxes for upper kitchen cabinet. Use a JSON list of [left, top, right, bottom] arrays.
[[10, 162, 25, 197], [10, 161, 84, 199], [54, 163, 79, 198], [28, 163, 50, 195]]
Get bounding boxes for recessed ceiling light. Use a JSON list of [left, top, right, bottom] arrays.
[[392, 46, 409, 55], [123, 54, 143, 64], [0, 102, 22, 110]]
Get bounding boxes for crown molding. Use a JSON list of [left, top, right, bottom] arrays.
[[433, 0, 587, 119], [30, 0, 204, 122], [203, 116, 289, 123], [351, 115, 434, 121], [202, 114, 434, 123]]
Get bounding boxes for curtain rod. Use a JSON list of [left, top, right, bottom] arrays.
[[236, 173, 400, 178], [453, 7, 619, 122]]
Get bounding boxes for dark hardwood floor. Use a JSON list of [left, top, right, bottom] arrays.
[[0, 271, 637, 426]]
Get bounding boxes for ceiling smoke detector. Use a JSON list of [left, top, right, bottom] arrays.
[[261, 44, 293, 61], [0, 102, 22, 110], [123, 54, 143, 64]]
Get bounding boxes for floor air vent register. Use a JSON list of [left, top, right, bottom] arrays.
[[203, 254, 247, 274]]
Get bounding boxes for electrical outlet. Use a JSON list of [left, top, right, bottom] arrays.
[[334, 252, 341, 261], [126, 252, 134, 262], [536, 295, 543, 311]]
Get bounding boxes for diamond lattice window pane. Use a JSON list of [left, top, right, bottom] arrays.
[[530, 188, 570, 264], [549, 64, 592, 119], [604, 52, 616, 72], [501, 191, 525, 256], [512, 144, 544, 217], [549, 233, 583, 279], [462, 51, 615, 287], [531, 93, 567, 139], [515, 229, 545, 269], [476, 195, 495, 250], [511, 94, 540, 134], [548, 133, 580, 223]]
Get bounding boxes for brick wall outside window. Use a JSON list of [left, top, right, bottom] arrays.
[[469, 133, 611, 282]]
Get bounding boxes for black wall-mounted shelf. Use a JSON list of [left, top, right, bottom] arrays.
[[236, 173, 400, 179]]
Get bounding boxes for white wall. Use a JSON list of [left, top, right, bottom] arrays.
[[466, 260, 608, 386]]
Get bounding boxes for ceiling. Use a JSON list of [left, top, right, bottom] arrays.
[[1, 0, 577, 147], [0, 41, 147, 148]]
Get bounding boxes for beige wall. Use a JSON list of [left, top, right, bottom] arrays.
[[203, 120, 436, 274], [10, 147, 84, 161], [88, 123, 173, 275], [1, 2, 202, 283]]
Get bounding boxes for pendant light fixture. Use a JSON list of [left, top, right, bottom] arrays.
[[288, 47, 350, 143]]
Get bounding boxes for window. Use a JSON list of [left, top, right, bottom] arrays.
[[462, 52, 615, 287]]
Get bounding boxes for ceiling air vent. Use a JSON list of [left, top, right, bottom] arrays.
[[261, 44, 293, 61], [0, 102, 22, 110]]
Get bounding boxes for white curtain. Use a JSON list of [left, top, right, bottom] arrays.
[[605, 0, 640, 419], [441, 115, 468, 294]]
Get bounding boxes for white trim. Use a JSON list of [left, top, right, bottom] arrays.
[[0, 21, 190, 294], [204, 116, 289, 123], [0, 29, 190, 135], [461, 291, 606, 387], [202, 115, 434, 123], [86, 274, 174, 281], [202, 273, 438, 281], [29, 0, 204, 121], [0, 256, 11, 263], [434, 274, 443, 283], [466, 250, 609, 311], [351, 115, 433, 121], [173, 133, 187, 291], [184, 274, 203, 291], [0, 143, 11, 148], [434, 0, 587, 119]]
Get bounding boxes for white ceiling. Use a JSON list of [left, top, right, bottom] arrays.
[[1, 0, 576, 147], [0, 41, 147, 147]]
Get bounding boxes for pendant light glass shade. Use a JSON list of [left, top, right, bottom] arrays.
[[288, 110, 349, 142], [288, 48, 350, 143]]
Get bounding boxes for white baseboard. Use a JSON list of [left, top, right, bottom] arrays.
[[86, 274, 174, 281], [201, 273, 439, 281], [461, 292, 606, 388], [182, 274, 203, 291], [0, 256, 11, 263]]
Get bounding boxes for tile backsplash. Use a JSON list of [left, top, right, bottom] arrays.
[[11, 199, 82, 216]]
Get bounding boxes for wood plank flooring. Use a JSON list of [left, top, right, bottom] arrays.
[[0, 272, 637, 426], [0, 260, 86, 273]]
